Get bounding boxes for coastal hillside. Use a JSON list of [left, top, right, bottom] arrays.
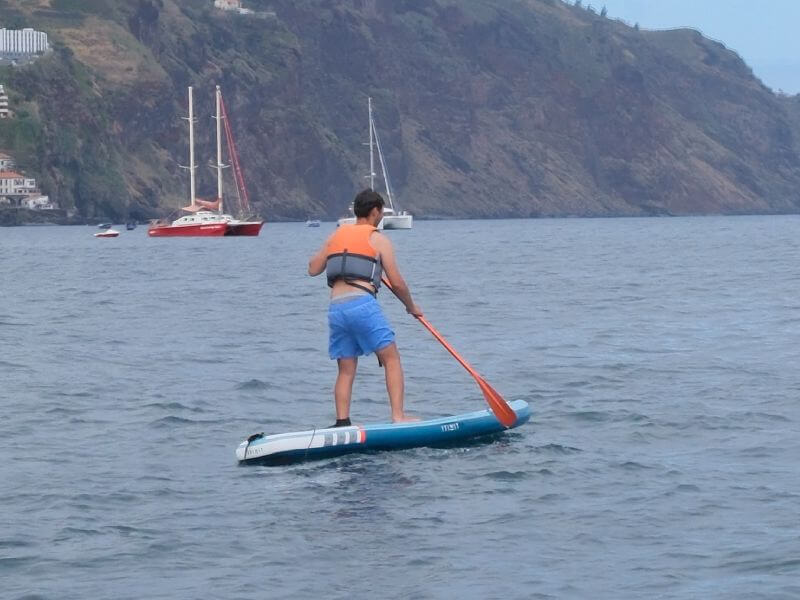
[[1, 0, 799, 221]]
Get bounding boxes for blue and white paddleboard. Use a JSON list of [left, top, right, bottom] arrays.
[[236, 399, 531, 465]]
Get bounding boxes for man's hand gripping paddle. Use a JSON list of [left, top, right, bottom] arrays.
[[381, 278, 517, 427]]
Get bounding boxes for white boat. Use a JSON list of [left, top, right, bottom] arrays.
[[381, 207, 412, 229], [336, 215, 354, 227], [94, 228, 120, 238], [306, 219, 321, 227], [338, 97, 412, 230], [336, 203, 383, 229]]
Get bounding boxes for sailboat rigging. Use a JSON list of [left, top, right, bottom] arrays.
[[148, 86, 228, 237], [148, 86, 264, 237], [214, 86, 263, 236], [337, 97, 412, 229]]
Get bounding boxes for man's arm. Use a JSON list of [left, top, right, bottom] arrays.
[[308, 234, 333, 276], [372, 233, 423, 316]]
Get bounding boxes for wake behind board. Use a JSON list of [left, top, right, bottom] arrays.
[[236, 399, 530, 465]]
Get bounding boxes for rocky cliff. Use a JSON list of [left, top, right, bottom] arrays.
[[1, 0, 799, 221]]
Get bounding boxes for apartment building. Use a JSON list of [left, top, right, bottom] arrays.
[[0, 84, 8, 118], [0, 28, 49, 56], [0, 171, 37, 196]]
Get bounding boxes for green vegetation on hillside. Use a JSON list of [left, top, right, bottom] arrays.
[[1, 0, 799, 222]]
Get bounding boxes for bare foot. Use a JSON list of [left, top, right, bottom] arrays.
[[392, 414, 421, 423]]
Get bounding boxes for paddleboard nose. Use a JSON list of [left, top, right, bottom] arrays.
[[235, 440, 248, 461]]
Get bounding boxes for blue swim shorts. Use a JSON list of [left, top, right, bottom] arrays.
[[328, 294, 395, 360]]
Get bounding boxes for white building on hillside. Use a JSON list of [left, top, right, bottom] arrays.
[[214, 0, 241, 9], [0, 152, 14, 170], [0, 28, 49, 56], [23, 194, 54, 210], [214, 0, 253, 14], [0, 171, 37, 197], [0, 171, 53, 208], [0, 84, 8, 118]]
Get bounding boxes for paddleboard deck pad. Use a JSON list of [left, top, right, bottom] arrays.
[[236, 399, 530, 465]]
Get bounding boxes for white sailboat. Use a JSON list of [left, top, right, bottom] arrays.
[[337, 202, 384, 229], [337, 97, 412, 229]]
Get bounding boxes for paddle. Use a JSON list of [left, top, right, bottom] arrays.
[[381, 277, 517, 427]]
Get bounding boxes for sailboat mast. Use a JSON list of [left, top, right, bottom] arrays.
[[215, 85, 224, 214], [372, 110, 395, 211], [368, 96, 375, 191], [188, 86, 196, 209]]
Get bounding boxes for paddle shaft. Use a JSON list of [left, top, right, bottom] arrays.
[[380, 277, 517, 427]]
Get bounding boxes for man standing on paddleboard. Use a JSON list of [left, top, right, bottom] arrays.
[[308, 189, 423, 426]]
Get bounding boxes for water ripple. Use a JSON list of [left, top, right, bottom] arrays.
[[2, 218, 799, 600]]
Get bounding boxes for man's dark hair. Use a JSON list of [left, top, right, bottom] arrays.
[[353, 188, 385, 218]]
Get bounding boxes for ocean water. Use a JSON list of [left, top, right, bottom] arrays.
[[1, 216, 799, 600]]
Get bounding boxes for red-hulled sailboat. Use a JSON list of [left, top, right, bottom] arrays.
[[148, 86, 228, 237], [148, 86, 263, 237], [216, 87, 264, 236]]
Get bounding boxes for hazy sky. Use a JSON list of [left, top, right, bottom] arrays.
[[596, 0, 800, 94]]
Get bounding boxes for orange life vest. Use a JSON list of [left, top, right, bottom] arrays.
[[325, 224, 382, 292]]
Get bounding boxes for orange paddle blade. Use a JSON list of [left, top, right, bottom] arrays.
[[476, 377, 518, 428], [417, 315, 517, 427]]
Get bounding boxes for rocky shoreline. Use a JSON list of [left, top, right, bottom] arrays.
[[0, 207, 84, 226]]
